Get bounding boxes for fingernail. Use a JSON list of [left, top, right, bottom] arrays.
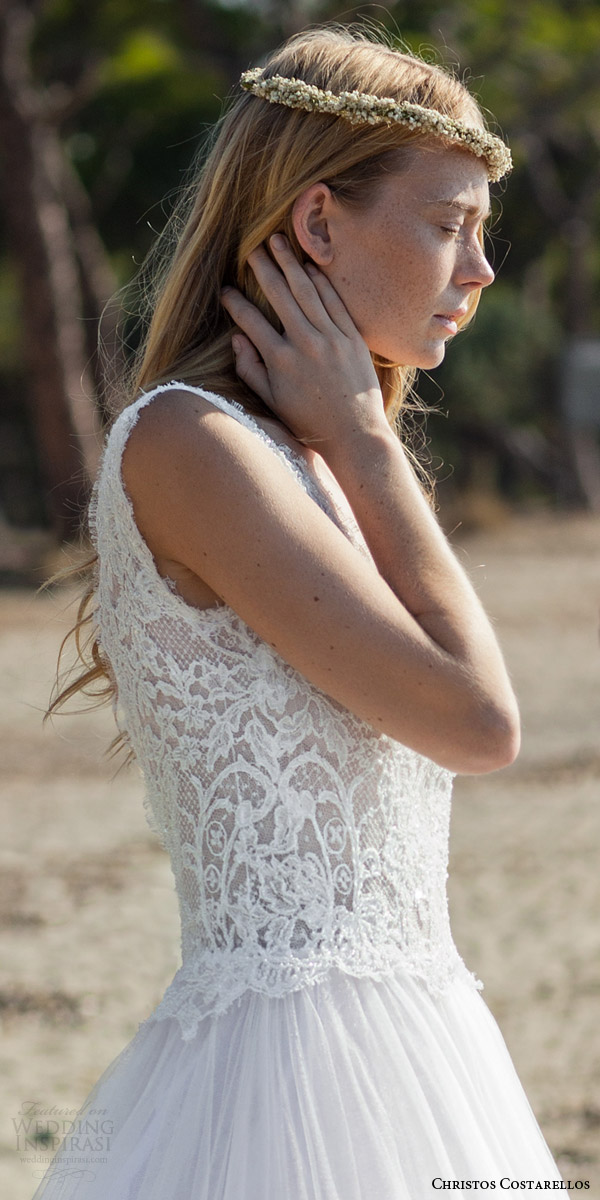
[[221, 286, 232, 295], [305, 261, 318, 275], [232, 335, 242, 353], [270, 234, 286, 251]]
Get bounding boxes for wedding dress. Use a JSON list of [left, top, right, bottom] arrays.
[[32, 383, 562, 1198]]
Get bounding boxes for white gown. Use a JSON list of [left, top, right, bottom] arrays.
[[33, 384, 562, 1198]]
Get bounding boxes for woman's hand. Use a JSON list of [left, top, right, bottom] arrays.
[[220, 235, 387, 449]]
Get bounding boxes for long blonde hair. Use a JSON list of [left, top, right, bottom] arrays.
[[49, 24, 492, 728]]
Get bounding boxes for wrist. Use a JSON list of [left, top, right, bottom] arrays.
[[320, 413, 402, 476]]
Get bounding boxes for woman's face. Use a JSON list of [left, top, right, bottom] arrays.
[[293, 142, 495, 369]]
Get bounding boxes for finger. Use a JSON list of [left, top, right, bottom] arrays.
[[231, 332, 273, 405], [304, 262, 361, 339], [249, 241, 333, 337], [269, 238, 360, 342], [221, 285, 284, 364]]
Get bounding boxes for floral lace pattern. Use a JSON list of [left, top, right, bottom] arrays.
[[90, 383, 481, 1040]]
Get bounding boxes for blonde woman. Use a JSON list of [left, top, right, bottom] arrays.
[[36, 25, 562, 1199]]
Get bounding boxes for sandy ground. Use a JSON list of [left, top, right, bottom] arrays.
[[1, 511, 599, 1197]]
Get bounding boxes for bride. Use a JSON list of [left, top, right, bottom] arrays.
[[37, 24, 562, 1198]]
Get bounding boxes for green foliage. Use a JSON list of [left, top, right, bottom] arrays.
[[100, 29, 182, 83], [423, 281, 560, 424], [2, 0, 600, 507]]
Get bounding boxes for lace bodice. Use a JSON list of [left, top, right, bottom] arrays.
[[90, 382, 481, 1039]]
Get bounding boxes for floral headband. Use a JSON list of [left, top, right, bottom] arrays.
[[240, 67, 512, 184]]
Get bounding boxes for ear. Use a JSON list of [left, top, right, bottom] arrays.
[[291, 183, 336, 266]]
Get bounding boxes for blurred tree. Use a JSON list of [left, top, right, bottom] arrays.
[[0, 1, 104, 538], [0, 0, 254, 537], [0, 0, 598, 542]]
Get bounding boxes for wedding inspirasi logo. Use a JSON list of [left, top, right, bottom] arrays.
[[13, 1099, 113, 1162]]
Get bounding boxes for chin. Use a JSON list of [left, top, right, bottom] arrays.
[[372, 338, 448, 370], [406, 344, 448, 370]]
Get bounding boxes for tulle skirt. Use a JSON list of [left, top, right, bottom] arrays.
[[31, 966, 561, 1199]]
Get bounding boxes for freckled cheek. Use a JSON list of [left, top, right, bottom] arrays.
[[330, 222, 445, 337], [384, 247, 433, 318], [327, 254, 387, 333]]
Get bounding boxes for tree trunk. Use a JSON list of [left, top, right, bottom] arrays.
[[0, 3, 102, 539], [60, 153, 124, 421]]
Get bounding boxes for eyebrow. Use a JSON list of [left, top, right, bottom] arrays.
[[427, 199, 492, 221]]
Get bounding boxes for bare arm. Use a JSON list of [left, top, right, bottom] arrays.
[[317, 424, 512, 712], [221, 236, 520, 770]]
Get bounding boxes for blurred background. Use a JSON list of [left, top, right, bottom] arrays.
[[0, 1, 599, 1197], [1, 0, 600, 562]]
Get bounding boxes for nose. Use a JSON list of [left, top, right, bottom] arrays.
[[475, 248, 495, 289], [457, 235, 495, 291]]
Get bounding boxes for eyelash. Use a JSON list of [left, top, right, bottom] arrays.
[[441, 226, 461, 238]]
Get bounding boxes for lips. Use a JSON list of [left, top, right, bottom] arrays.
[[433, 315, 459, 336], [433, 306, 469, 336]]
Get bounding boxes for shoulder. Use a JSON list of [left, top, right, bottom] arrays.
[[121, 385, 268, 488], [119, 384, 309, 561], [121, 384, 239, 448]]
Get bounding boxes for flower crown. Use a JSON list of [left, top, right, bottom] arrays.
[[240, 67, 512, 184]]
